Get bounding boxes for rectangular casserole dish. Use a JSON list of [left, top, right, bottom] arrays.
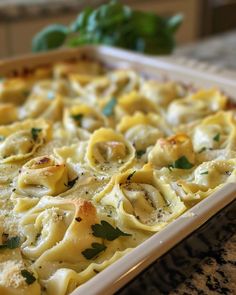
[[0, 45, 236, 295]]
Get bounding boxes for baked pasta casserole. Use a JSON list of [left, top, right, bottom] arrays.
[[0, 59, 235, 295]]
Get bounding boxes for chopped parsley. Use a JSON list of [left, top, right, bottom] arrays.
[[0, 135, 5, 141], [0, 236, 20, 249], [92, 220, 131, 241], [127, 170, 136, 181], [102, 97, 117, 116], [75, 216, 82, 222], [65, 177, 78, 188], [200, 171, 208, 175], [71, 114, 83, 124], [136, 150, 146, 158], [31, 128, 42, 141], [169, 156, 194, 170], [82, 243, 107, 260], [21, 270, 36, 285], [213, 133, 220, 142]]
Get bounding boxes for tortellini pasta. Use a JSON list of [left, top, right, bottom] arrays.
[[148, 133, 195, 168], [95, 167, 186, 231], [20, 94, 63, 122], [175, 159, 236, 203], [17, 155, 69, 197], [0, 103, 18, 125], [86, 128, 135, 174], [117, 112, 170, 152], [63, 103, 108, 135], [1, 59, 236, 295], [140, 81, 185, 107], [0, 119, 51, 163], [191, 111, 236, 152], [0, 77, 32, 105], [115, 91, 160, 119], [167, 89, 227, 125]]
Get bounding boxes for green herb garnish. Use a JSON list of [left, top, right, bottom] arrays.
[[200, 171, 208, 175], [0, 135, 5, 141], [31, 128, 42, 141], [92, 220, 131, 241], [82, 242, 107, 260], [213, 133, 220, 142], [169, 156, 194, 170], [0, 236, 20, 249], [65, 177, 78, 188], [127, 170, 136, 181], [21, 270, 36, 285], [136, 150, 145, 158], [71, 114, 83, 124], [102, 97, 117, 117]]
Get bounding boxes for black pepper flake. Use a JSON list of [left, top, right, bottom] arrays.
[[93, 269, 100, 274], [75, 217, 82, 222]]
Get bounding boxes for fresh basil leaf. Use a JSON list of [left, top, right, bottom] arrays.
[[102, 97, 117, 116], [21, 270, 36, 285], [32, 24, 68, 52], [171, 156, 194, 170], [31, 128, 42, 141], [82, 242, 106, 260], [0, 236, 20, 249], [213, 133, 220, 142], [92, 220, 131, 241]]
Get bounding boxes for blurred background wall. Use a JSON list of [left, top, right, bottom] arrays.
[[0, 0, 236, 58]]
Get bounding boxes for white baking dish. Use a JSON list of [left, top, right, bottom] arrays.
[[1, 46, 236, 295]]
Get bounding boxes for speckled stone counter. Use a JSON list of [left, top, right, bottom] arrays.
[[175, 30, 236, 71], [118, 31, 236, 295]]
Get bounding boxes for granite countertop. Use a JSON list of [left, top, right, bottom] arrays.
[[175, 30, 236, 71], [119, 31, 236, 295]]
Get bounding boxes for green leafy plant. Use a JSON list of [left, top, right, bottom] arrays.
[[32, 1, 183, 55]]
